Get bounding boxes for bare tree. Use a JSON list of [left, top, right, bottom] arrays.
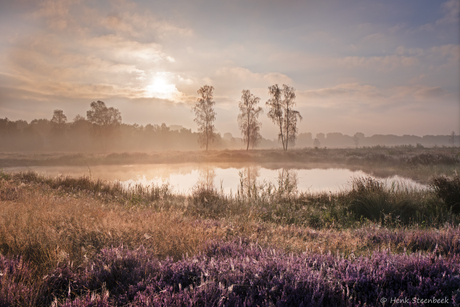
[[450, 131, 456, 147], [193, 85, 216, 151], [266, 84, 302, 151], [86, 100, 122, 151], [238, 89, 263, 150]]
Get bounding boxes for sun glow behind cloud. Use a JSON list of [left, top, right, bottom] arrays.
[[145, 74, 180, 100]]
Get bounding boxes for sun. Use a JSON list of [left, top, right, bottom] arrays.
[[145, 76, 178, 100]]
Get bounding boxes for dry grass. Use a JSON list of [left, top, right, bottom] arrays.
[[0, 178, 376, 276], [0, 173, 460, 286], [0, 180, 226, 275]]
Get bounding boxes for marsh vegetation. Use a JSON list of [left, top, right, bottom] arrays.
[[0, 147, 459, 306]]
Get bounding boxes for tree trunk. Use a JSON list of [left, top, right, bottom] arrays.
[[247, 112, 250, 150]]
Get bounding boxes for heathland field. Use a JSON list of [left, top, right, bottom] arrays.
[[0, 147, 460, 306]]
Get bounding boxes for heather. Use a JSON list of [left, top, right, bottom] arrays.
[[1, 241, 459, 306], [1, 169, 460, 306]]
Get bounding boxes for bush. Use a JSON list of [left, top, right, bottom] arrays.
[[431, 174, 460, 213], [186, 185, 228, 219], [347, 177, 420, 224]]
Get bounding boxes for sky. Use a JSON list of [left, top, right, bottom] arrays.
[[0, 0, 459, 138]]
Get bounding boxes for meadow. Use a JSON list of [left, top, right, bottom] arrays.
[[0, 147, 459, 306]]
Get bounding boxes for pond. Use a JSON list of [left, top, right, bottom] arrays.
[[3, 163, 428, 195]]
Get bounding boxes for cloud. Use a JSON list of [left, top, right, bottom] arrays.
[[98, 11, 194, 39], [391, 85, 446, 100], [395, 46, 425, 57], [31, 0, 79, 30], [337, 55, 418, 71], [4, 0, 196, 103], [430, 44, 460, 63], [420, 0, 460, 31], [437, 0, 460, 25], [215, 67, 292, 85], [297, 83, 385, 107]]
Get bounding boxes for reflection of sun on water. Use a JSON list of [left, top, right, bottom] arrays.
[[145, 76, 179, 100]]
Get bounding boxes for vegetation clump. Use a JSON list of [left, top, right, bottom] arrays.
[[430, 173, 460, 213]]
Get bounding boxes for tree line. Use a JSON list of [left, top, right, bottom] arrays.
[[1, 82, 458, 152], [194, 84, 302, 151]]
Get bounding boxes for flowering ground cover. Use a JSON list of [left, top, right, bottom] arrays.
[[1, 240, 459, 306]]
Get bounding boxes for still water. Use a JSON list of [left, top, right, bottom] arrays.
[[4, 163, 427, 194]]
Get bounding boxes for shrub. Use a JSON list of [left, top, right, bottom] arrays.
[[431, 174, 460, 213], [186, 185, 228, 219]]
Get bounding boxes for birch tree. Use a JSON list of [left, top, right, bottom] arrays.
[[266, 84, 285, 149], [238, 89, 263, 150], [266, 84, 302, 151], [193, 85, 216, 151], [282, 84, 302, 150]]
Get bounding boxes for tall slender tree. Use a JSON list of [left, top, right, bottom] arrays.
[[266, 84, 302, 151], [193, 85, 216, 151], [282, 84, 302, 150], [238, 89, 263, 150], [266, 84, 285, 149]]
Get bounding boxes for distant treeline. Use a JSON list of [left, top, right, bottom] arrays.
[[297, 132, 459, 148], [0, 117, 457, 152], [0, 117, 277, 152]]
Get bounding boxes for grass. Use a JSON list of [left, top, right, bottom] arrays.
[[1, 169, 460, 306]]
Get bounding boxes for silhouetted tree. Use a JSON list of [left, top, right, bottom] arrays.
[[450, 131, 456, 147], [50, 110, 67, 145], [51, 110, 67, 125], [86, 101, 122, 151], [313, 138, 321, 148], [193, 85, 216, 151], [68, 115, 91, 151], [266, 84, 285, 149], [353, 132, 364, 148], [266, 84, 302, 151], [238, 89, 263, 150]]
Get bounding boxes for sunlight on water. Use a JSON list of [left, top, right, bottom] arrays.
[[3, 163, 427, 195]]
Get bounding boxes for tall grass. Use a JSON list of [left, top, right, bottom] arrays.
[[2, 170, 459, 229], [1, 171, 460, 306]]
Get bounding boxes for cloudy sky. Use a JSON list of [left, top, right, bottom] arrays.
[[0, 0, 459, 138]]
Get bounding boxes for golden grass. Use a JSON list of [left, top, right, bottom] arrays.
[[1, 176, 458, 279], [0, 179, 383, 273], [0, 181, 226, 274]]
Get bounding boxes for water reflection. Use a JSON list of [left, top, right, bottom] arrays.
[[2, 164, 428, 195], [277, 169, 298, 197], [238, 166, 261, 197], [196, 167, 217, 191]]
